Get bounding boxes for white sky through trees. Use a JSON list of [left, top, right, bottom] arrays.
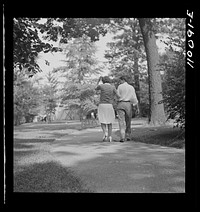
[[35, 19, 167, 84], [36, 33, 114, 77]]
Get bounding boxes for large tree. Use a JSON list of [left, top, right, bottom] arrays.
[[138, 18, 166, 125], [58, 35, 101, 83], [56, 35, 101, 120]]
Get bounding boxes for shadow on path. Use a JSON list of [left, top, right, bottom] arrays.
[[50, 129, 185, 193], [14, 119, 185, 193], [14, 161, 92, 193]]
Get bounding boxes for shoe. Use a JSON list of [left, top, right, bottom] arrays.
[[108, 136, 112, 142], [126, 138, 131, 141], [120, 139, 125, 143], [103, 135, 108, 142]]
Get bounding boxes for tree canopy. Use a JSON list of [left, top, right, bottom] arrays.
[[13, 18, 186, 128], [14, 67, 42, 125], [13, 18, 111, 75], [55, 35, 101, 120], [158, 18, 185, 128]]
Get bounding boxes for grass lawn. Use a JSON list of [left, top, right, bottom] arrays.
[[129, 125, 185, 149], [14, 121, 94, 192], [14, 138, 93, 193], [14, 161, 92, 193]]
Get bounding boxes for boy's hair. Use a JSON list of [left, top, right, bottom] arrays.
[[119, 75, 129, 82], [102, 76, 111, 83]]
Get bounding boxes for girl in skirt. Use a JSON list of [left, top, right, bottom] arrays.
[[95, 76, 119, 142]]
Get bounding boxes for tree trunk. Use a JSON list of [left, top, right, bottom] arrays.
[[138, 18, 166, 126]]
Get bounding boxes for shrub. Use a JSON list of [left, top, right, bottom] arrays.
[[160, 49, 185, 128]]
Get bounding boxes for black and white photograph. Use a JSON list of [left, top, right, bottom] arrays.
[[3, 8, 197, 207]]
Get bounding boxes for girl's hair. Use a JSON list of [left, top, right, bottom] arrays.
[[102, 76, 111, 83]]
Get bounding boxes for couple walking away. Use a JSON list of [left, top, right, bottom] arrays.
[[95, 75, 138, 143]]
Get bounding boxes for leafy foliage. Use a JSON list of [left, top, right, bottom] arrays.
[[55, 36, 101, 120], [62, 82, 98, 120], [57, 35, 101, 82], [14, 68, 41, 125], [13, 17, 186, 128], [105, 19, 144, 80], [37, 18, 110, 43], [13, 18, 53, 75], [42, 71, 59, 122], [158, 19, 186, 128], [14, 18, 111, 76], [160, 49, 185, 128], [105, 18, 147, 116]]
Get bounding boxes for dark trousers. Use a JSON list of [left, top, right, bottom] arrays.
[[117, 102, 132, 140]]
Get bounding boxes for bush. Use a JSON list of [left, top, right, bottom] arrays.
[[160, 49, 185, 128], [14, 69, 41, 125]]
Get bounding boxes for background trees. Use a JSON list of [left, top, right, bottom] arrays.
[[55, 35, 101, 121], [58, 35, 101, 82], [158, 18, 185, 128], [13, 18, 52, 75], [13, 18, 110, 125], [105, 18, 148, 117], [14, 67, 41, 125], [104, 18, 185, 128], [161, 48, 185, 128], [13, 18, 185, 129], [41, 71, 59, 123], [13, 18, 111, 75]]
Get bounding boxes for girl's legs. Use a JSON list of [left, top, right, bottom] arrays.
[[101, 123, 107, 140]]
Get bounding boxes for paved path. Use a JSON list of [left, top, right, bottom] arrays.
[[14, 120, 185, 193], [49, 126, 185, 193]]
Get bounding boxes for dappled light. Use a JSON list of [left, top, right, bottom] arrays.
[[14, 119, 185, 193], [12, 18, 186, 194]]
